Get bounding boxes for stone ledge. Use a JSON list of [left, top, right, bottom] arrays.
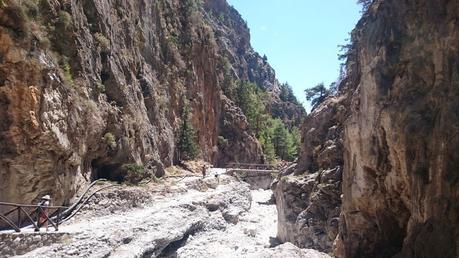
[[0, 232, 70, 257]]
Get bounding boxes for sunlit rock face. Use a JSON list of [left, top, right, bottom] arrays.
[[0, 0, 303, 210]]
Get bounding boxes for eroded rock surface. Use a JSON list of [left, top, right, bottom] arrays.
[[336, 1, 459, 257], [273, 98, 346, 253], [0, 0, 302, 211], [275, 0, 459, 257], [13, 176, 250, 258], [5, 172, 330, 258]]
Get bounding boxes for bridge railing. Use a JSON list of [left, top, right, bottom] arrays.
[[226, 163, 278, 171], [225, 162, 293, 171], [0, 202, 68, 232]]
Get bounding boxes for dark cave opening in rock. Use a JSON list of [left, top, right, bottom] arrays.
[[91, 159, 124, 183], [100, 71, 110, 84]]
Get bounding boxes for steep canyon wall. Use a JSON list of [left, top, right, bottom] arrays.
[[275, 0, 459, 257], [0, 0, 302, 209]]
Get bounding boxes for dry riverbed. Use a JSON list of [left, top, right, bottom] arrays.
[[3, 168, 330, 258]]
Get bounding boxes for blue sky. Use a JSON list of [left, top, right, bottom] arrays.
[[226, 0, 362, 110]]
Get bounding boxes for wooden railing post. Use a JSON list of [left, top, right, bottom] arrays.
[[56, 208, 60, 231], [17, 207, 21, 228]]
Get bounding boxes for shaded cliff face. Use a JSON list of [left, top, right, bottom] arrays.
[[276, 0, 458, 257], [0, 0, 300, 208], [273, 96, 347, 253], [336, 0, 459, 257]]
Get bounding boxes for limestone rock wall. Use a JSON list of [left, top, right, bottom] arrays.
[[0, 0, 299, 210], [275, 0, 459, 257], [273, 97, 347, 253], [336, 0, 459, 257]]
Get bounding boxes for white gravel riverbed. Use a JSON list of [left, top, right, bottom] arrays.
[[7, 169, 330, 258]]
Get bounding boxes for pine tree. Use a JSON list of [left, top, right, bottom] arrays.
[[177, 106, 199, 160], [280, 82, 298, 104], [259, 127, 276, 164], [235, 81, 267, 135], [305, 83, 331, 109], [357, 0, 373, 12], [272, 120, 290, 160], [286, 127, 301, 161]]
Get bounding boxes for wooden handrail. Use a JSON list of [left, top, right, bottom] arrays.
[[0, 202, 66, 232], [0, 202, 68, 209], [226, 163, 277, 169]]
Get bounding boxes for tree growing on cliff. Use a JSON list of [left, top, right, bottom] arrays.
[[177, 106, 199, 160], [279, 82, 299, 104], [235, 81, 268, 135], [259, 118, 300, 162], [272, 121, 290, 160], [357, 0, 373, 11], [305, 83, 331, 110], [258, 119, 277, 164]]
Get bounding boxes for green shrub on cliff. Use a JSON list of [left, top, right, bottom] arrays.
[[122, 163, 149, 184], [273, 122, 290, 160], [104, 132, 116, 149], [62, 61, 73, 84], [177, 106, 199, 160], [94, 32, 110, 53], [259, 130, 276, 164], [217, 136, 229, 147], [288, 127, 301, 160]]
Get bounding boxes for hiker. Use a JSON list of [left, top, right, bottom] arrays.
[[202, 165, 207, 178], [215, 173, 220, 184], [36, 195, 51, 232]]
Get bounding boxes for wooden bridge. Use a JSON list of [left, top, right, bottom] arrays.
[[225, 162, 291, 175], [224, 163, 290, 189]]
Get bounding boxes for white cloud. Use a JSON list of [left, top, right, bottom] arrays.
[[260, 25, 269, 32]]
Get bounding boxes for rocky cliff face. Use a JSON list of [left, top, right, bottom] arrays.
[[273, 96, 347, 253], [275, 0, 459, 257], [336, 0, 459, 257], [202, 0, 305, 127], [0, 0, 301, 210]]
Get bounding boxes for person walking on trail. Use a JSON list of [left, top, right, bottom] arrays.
[[215, 173, 220, 184], [202, 165, 207, 178], [36, 195, 51, 232]]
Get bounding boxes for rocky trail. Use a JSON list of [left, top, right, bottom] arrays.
[[2, 169, 330, 258]]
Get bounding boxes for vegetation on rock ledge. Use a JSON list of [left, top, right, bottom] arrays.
[[230, 80, 301, 163], [177, 106, 199, 161]]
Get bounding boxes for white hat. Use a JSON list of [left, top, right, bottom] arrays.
[[41, 195, 51, 200]]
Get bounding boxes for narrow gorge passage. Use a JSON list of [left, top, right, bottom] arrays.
[[1, 0, 455, 257]]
